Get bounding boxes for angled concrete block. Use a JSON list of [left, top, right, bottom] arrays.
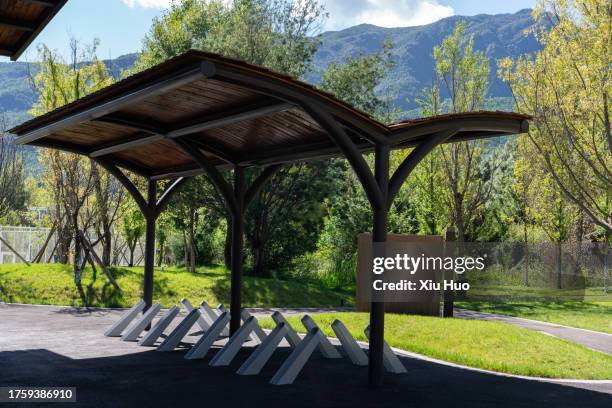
[[216, 304, 229, 336], [104, 299, 145, 337], [185, 311, 230, 360], [301, 315, 341, 359], [241, 309, 266, 344], [237, 322, 289, 376], [157, 309, 201, 351], [364, 326, 407, 374], [200, 301, 220, 325], [331, 319, 368, 366], [138, 306, 179, 346], [271, 311, 301, 347], [270, 328, 322, 386], [210, 316, 265, 366], [180, 298, 211, 331], [122, 303, 161, 341]]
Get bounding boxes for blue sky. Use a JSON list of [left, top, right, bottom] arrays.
[[13, 0, 537, 62]]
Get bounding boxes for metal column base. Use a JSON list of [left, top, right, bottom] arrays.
[[365, 326, 407, 374]]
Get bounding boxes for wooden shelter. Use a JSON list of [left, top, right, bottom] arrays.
[[0, 0, 67, 61], [10, 50, 530, 385]]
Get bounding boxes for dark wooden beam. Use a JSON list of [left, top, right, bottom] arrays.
[[213, 65, 388, 144], [0, 17, 36, 32], [15, 62, 212, 141], [303, 103, 385, 211], [173, 137, 238, 215], [89, 133, 165, 158], [93, 115, 167, 134], [0, 47, 14, 57], [11, 0, 68, 61], [166, 99, 293, 139], [94, 158, 148, 215], [244, 164, 283, 205], [22, 1, 58, 7], [155, 177, 190, 217], [184, 136, 237, 164], [387, 129, 458, 205], [88, 99, 290, 160]]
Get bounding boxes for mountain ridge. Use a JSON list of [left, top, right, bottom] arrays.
[[0, 9, 540, 129]]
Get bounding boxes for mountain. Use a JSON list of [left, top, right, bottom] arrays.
[[0, 9, 540, 129], [0, 53, 138, 129], [311, 9, 541, 112]]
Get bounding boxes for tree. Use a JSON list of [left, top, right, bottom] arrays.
[[130, 0, 326, 79], [131, 0, 329, 274], [420, 21, 497, 241], [121, 202, 145, 267], [245, 161, 341, 276], [0, 135, 26, 221], [320, 41, 399, 122], [30, 39, 115, 275], [499, 0, 611, 234], [90, 163, 125, 266]]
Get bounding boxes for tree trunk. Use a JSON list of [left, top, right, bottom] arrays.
[[224, 217, 232, 269], [128, 241, 136, 267], [556, 241, 562, 289], [251, 213, 267, 277], [189, 208, 196, 273], [182, 231, 189, 269], [102, 229, 112, 266]]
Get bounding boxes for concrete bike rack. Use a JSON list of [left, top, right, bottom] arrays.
[[138, 306, 180, 346], [184, 311, 230, 360], [180, 298, 211, 331], [217, 304, 230, 336], [364, 326, 407, 374], [270, 327, 323, 386], [331, 319, 368, 366], [210, 315, 266, 367], [301, 315, 341, 359], [271, 312, 301, 348], [238, 322, 296, 376], [157, 309, 201, 351], [121, 303, 161, 342], [241, 309, 267, 344], [104, 299, 145, 337]]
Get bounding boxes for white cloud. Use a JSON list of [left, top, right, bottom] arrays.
[[120, 0, 171, 8], [322, 0, 454, 30], [119, 0, 454, 29]]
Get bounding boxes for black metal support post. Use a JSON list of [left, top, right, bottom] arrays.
[[230, 166, 245, 335], [143, 179, 157, 312], [369, 143, 389, 387]]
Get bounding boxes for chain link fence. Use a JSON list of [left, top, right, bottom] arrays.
[[0, 225, 145, 267]]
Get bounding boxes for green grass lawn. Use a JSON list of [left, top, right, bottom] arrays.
[[260, 312, 612, 380], [457, 300, 612, 334], [0, 263, 352, 308]]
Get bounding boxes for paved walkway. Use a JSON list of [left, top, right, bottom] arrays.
[[1, 303, 610, 408], [454, 308, 612, 355]]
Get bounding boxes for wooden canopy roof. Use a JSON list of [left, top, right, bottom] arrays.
[[0, 0, 67, 61], [10, 50, 530, 180]]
